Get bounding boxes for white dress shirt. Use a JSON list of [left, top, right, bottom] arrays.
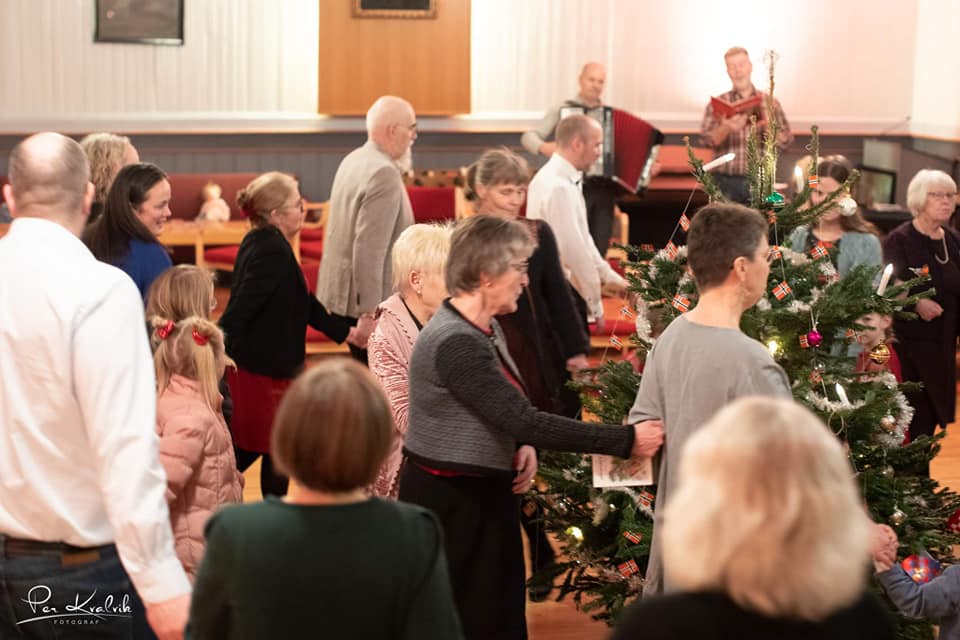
[[527, 153, 626, 321], [0, 218, 189, 603]]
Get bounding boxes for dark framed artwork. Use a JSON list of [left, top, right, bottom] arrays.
[[351, 0, 437, 19], [95, 0, 184, 46]]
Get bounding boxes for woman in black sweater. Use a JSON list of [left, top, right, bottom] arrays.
[[612, 398, 892, 640], [219, 172, 372, 496]]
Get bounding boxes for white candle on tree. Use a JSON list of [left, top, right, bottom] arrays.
[[877, 264, 894, 296]]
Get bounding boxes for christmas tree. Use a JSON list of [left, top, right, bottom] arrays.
[[534, 52, 960, 639]]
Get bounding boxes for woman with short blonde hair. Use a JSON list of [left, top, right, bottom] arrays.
[[80, 132, 139, 224], [612, 397, 893, 639], [368, 222, 453, 498]]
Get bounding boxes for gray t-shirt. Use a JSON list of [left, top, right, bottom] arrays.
[[628, 315, 791, 595]]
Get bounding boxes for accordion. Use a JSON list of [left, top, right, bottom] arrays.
[[559, 105, 664, 194]]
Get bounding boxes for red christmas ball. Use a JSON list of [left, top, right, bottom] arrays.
[[807, 330, 823, 348], [947, 509, 960, 534]]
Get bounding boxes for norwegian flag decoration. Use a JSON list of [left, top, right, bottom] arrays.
[[808, 175, 819, 188], [769, 245, 782, 261], [767, 211, 777, 224], [947, 509, 960, 534], [772, 281, 792, 300], [810, 243, 829, 260], [640, 243, 655, 253], [809, 369, 822, 384], [671, 294, 691, 313], [665, 241, 679, 259], [799, 334, 810, 349], [618, 559, 640, 577], [619, 306, 635, 319], [623, 530, 642, 544], [637, 490, 655, 509], [679, 213, 691, 232], [609, 335, 624, 351]]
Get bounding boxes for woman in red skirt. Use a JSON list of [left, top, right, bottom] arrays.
[[219, 172, 373, 496]]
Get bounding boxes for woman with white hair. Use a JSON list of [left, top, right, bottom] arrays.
[[368, 223, 453, 498], [612, 397, 894, 639], [882, 169, 960, 453]]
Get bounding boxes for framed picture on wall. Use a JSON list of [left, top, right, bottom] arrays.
[[95, 0, 184, 46], [352, 0, 437, 19]]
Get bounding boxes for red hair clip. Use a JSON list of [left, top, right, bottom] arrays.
[[156, 320, 175, 340], [192, 328, 209, 346]]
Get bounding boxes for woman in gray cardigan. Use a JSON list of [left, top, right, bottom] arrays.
[[399, 215, 663, 640]]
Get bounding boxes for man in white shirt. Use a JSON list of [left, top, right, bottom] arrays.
[[0, 133, 190, 639], [527, 115, 627, 331]]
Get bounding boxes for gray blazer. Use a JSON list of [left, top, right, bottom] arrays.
[[316, 141, 414, 317]]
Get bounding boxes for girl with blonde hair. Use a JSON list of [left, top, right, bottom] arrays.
[[151, 315, 243, 581]]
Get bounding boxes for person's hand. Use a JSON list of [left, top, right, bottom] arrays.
[[871, 523, 899, 573], [146, 593, 190, 640], [566, 354, 589, 373], [538, 141, 557, 157], [630, 420, 664, 459], [916, 298, 944, 322], [512, 445, 538, 494], [347, 313, 376, 348], [602, 281, 627, 298]]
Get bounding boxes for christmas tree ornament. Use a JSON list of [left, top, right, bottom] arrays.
[[679, 213, 691, 232], [808, 175, 819, 188], [880, 415, 896, 433], [839, 196, 858, 216], [618, 559, 640, 577], [671, 294, 691, 313], [565, 526, 584, 543], [901, 554, 942, 584], [947, 509, 960, 533], [806, 330, 823, 348], [869, 343, 892, 365], [640, 243, 655, 253], [810, 243, 828, 260], [764, 192, 786, 211], [798, 334, 810, 349], [623, 531, 642, 544], [664, 241, 679, 259], [772, 281, 792, 300], [809, 362, 826, 384], [890, 508, 907, 526], [880, 465, 895, 479], [637, 491, 654, 509]]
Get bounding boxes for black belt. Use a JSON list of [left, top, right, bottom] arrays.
[[1, 535, 112, 565]]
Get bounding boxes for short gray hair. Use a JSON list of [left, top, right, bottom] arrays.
[[663, 397, 871, 621], [556, 114, 599, 150], [391, 223, 454, 292], [906, 169, 957, 217], [445, 215, 534, 295]]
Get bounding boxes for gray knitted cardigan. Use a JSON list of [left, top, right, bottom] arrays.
[[403, 300, 634, 478]]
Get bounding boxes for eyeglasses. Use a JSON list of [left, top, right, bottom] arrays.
[[927, 191, 958, 200], [511, 260, 529, 275]]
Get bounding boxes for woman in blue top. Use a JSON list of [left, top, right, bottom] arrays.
[[787, 156, 882, 276], [83, 162, 173, 299]]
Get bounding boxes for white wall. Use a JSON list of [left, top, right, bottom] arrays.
[[0, 0, 950, 139], [0, 0, 318, 130], [910, 0, 960, 139], [471, 0, 919, 134]]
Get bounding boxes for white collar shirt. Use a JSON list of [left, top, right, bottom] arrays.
[[0, 218, 189, 603], [526, 153, 626, 321]]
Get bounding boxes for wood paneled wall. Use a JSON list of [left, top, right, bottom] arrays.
[[317, 0, 470, 116]]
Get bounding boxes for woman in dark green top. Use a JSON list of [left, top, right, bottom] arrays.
[[187, 359, 462, 640]]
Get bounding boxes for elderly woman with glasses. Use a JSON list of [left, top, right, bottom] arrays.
[[398, 214, 664, 640], [219, 172, 373, 497], [882, 169, 960, 453]]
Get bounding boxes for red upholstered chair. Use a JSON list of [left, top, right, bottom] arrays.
[[406, 186, 457, 223], [301, 262, 348, 354]]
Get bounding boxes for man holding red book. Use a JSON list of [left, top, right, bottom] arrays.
[[700, 47, 793, 204]]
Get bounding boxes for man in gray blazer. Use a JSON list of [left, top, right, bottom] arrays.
[[316, 95, 417, 363]]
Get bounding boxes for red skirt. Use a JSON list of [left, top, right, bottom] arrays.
[[226, 367, 293, 453]]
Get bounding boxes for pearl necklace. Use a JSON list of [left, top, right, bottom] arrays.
[[935, 234, 950, 265]]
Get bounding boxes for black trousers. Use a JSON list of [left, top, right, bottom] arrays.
[[583, 178, 618, 256], [399, 463, 527, 640], [236, 448, 289, 497]]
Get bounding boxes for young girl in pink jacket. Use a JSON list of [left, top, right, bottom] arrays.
[[151, 315, 243, 581]]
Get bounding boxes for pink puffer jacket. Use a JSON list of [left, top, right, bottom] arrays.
[[156, 375, 243, 581]]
